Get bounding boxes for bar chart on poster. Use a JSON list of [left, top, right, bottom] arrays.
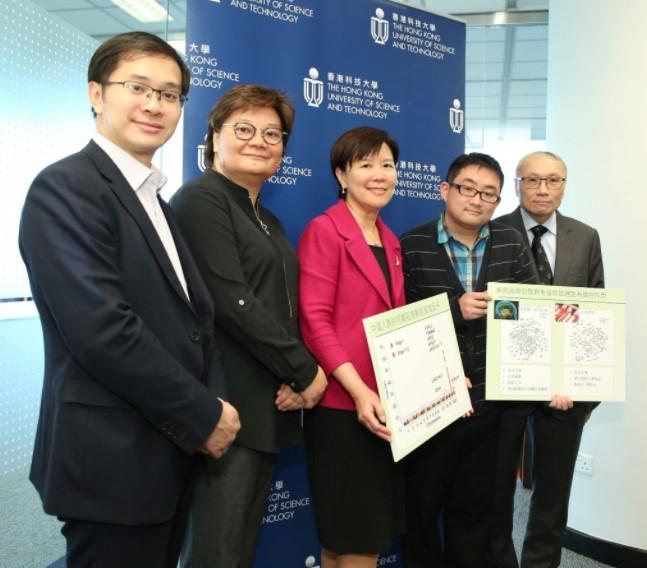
[[364, 294, 472, 462]]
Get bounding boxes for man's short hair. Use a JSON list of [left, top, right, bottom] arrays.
[[203, 84, 295, 168], [330, 126, 400, 198], [515, 151, 567, 177], [445, 152, 504, 189], [87, 32, 190, 116]]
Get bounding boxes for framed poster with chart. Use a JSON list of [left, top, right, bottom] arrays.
[[486, 282, 626, 402], [363, 294, 472, 462]]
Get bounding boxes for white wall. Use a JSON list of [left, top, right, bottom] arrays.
[[547, 0, 647, 550]]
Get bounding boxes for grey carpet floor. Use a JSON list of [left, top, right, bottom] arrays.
[[1, 469, 613, 567], [0, 469, 64, 567], [511, 481, 612, 568]]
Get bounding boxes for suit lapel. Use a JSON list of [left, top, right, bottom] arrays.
[[429, 221, 465, 293], [328, 201, 393, 308], [161, 200, 209, 313], [553, 211, 573, 283], [84, 142, 195, 312], [345, 238, 393, 307], [380, 218, 403, 305]]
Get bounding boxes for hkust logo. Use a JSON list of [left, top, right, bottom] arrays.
[[304, 555, 320, 568], [303, 68, 324, 108], [197, 135, 208, 172], [371, 8, 389, 45], [450, 98, 464, 134]]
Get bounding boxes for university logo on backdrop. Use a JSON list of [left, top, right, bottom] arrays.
[[450, 98, 464, 134], [371, 8, 389, 45], [303, 68, 324, 107], [196, 136, 208, 172]]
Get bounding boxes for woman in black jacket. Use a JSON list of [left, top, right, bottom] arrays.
[[170, 84, 327, 568]]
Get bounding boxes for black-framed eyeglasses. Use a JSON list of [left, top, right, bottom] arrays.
[[449, 183, 501, 204], [516, 176, 566, 190], [102, 81, 187, 107], [221, 122, 287, 145]]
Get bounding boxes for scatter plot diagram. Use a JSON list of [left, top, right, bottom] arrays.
[[502, 319, 550, 363], [565, 314, 613, 364]]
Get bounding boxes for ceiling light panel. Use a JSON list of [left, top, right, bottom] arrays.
[[110, 0, 172, 23]]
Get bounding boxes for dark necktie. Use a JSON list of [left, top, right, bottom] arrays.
[[530, 225, 553, 284]]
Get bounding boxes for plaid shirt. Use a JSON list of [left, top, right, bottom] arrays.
[[402, 217, 537, 409], [437, 213, 489, 292]]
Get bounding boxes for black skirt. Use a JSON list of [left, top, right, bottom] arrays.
[[304, 406, 406, 554]]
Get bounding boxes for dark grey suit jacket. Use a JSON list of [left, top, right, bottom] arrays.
[[496, 206, 604, 289]]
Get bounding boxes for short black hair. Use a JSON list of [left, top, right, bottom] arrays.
[[445, 152, 504, 190], [87, 32, 190, 116], [330, 126, 399, 198]]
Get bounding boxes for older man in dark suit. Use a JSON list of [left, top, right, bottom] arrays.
[[19, 32, 239, 568], [489, 151, 604, 568]]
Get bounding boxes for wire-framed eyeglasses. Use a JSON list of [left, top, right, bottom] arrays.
[[516, 176, 566, 191], [102, 80, 187, 106], [221, 122, 287, 145]]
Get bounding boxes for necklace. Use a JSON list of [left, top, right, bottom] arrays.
[[364, 228, 382, 246], [251, 197, 270, 235], [345, 201, 381, 245]]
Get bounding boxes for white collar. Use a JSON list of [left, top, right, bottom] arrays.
[[93, 133, 166, 193], [520, 207, 557, 235]]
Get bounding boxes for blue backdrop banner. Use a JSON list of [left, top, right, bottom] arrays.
[[183, 1, 465, 565]]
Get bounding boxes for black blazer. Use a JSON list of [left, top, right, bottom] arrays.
[[401, 218, 538, 411], [19, 141, 223, 525], [170, 170, 317, 453]]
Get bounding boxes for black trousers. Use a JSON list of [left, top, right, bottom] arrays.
[[181, 444, 275, 568], [489, 403, 589, 568], [404, 410, 499, 568], [488, 403, 534, 568], [60, 477, 192, 568]]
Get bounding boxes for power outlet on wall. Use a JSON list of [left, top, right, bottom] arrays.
[[575, 452, 594, 476]]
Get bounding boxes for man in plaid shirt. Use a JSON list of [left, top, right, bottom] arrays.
[[400, 153, 537, 568]]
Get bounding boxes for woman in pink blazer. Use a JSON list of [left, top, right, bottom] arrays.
[[298, 127, 405, 568]]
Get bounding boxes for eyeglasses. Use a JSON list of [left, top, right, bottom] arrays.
[[516, 176, 566, 190], [449, 183, 501, 204], [102, 81, 187, 107], [221, 122, 287, 145]]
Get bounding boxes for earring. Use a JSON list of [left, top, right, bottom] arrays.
[[341, 187, 347, 195]]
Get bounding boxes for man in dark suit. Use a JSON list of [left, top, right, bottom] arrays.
[[489, 151, 604, 568], [19, 32, 240, 568]]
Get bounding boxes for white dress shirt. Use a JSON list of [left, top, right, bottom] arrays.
[[520, 207, 557, 273], [93, 134, 189, 300]]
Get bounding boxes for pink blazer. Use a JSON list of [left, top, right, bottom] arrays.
[[297, 199, 405, 410]]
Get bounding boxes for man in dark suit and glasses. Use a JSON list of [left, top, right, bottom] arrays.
[[489, 151, 604, 568], [19, 32, 240, 568]]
